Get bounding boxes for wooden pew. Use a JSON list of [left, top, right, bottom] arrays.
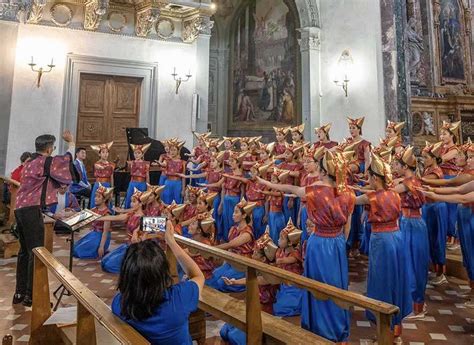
[[31, 247, 149, 345], [0, 176, 20, 258], [0, 176, 19, 228], [169, 235, 400, 345]]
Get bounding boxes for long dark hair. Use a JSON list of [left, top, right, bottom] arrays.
[[117, 241, 173, 321]]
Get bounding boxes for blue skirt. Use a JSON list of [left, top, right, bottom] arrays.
[[422, 202, 448, 266], [125, 181, 147, 209], [347, 204, 363, 250], [158, 173, 167, 186], [300, 206, 309, 244], [400, 216, 429, 304], [273, 284, 302, 317], [90, 182, 113, 210], [458, 205, 474, 281], [101, 243, 128, 274], [268, 211, 286, 244], [283, 196, 299, 225], [301, 233, 350, 343], [220, 323, 246, 345], [359, 212, 371, 255], [212, 195, 223, 242], [162, 179, 183, 205], [252, 205, 266, 239], [366, 230, 412, 327], [190, 164, 204, 187], [73, 231, 111, 259], [222, 195, 240, 242], [206, 262, 246, 292], [444, 175, 458, 238]]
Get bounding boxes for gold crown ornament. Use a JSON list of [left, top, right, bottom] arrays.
[[197, 190, 218, 208], [166, 202, 187, 219], [222, 136, 239, 145], [272, 168, 290, 181], [395, 145, 417, 168], [314, 123, 332, 135], [369, 152, 393, 187], [95, 183, 114, 200], [199, 217, 215, 233], [460, 138, 473, 153], [130, 143, 151, 154], [280, 218, 303, 246], [386, 120, 405, 134], [347, 116, 365, 128], [291, 124, 305, 134], [441, 120, 461, 134], [422, 141, 443, 158], [273, 126, 291, 135], [259, 142, 275, 156], [193, 131, 212, 141], [91, 141, 113, 154], [236, 197, 258, 216]]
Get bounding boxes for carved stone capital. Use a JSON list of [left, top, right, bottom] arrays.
[[465, 8, 471, 34], [297, 27, 321, 52], [182, 15, 214, 43], [27, 0, 47, 24], [135, 3, 162, 37], [432, 0, 441, 28], [84, 0, 109, 31], [0, 1, 23, 21]]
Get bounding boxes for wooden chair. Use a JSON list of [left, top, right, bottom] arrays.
[[168, 235, 400, 345], [2, 335, 13, 345], [31, 247, 150, 345], [0, 177, 20, 258]]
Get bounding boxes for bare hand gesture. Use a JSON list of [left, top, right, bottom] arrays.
[[62, 130, 74, 143]]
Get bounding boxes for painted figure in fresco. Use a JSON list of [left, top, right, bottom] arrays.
[[406, 17, 424, 82], [440, 1, 465, 80], [237, 89, 256, 122]]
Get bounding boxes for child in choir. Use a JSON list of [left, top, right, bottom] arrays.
[[273, 126, 289, 164], [206, 199, 256, 292], [421, 142, 449, 286], [144, 184, 165, 216], [258, 142, 275, 166], [273, 219, 304, 317], [48, 185, 81, 218], [180, 186, 199, 237], [124, 144, 150, 209], [157, 140, 170, 186], [299, 147, 323, 244], [189, 132, 212, 186], [220, 231, 279, 344], [90, 142, 115, 209], [181, 189, 217, 238], [222, 162, 267, 239], [290, 124, 305, 145], [160, 139, 186, 204], [392, 146, 429, 319], [439, 121, 462, 248], [222, 137, 238, 172], [279, 145, 303, 224], [354, 153, 412, 341], [385, 120, 405, 154], [346, 117, 371, 258], [257, 150, 355, 343], [162, 202, 186, 237], [73, 184, 113, 259], [187, 216, 216, 278], [101, 188, 150, 274], [313, 123, 337, 150], [240, 137, 257, 177]]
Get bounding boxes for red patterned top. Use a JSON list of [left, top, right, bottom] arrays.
[[366, 190, 400, 232], [400, 176, 425, 210], [279, 161, 302, 185], [183, 204, 197, 221], [269, 192, 284, 212], [242, 152, 256, 171], [245, 180, 266, 203], [128, 160, 150, 179], [206, 170, 223, 193], [191, 237, 216, 279], [276, 248, 303, 274], [94, 161, 115, 179], [346, 138, 371, 169], [126, 213, 142, 241], [300, 173, 319, 205], [16, 153, 76, 209], [439, 144, 460, 175], [194, 146, 205, 159], [313, 141, 338, 150], [166, 159, 185, 176], [145, 202, 164, 217], [228, 225, 255, 257], [275, 143, 287, 155], [423, 166, 444, 179], [91, 207, 111, 232], [224, 173, 242, 195], [305, 185, 355, 236]]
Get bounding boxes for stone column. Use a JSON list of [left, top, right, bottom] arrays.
[[298, 26, 321, 142], [194, 16, 213, 135]]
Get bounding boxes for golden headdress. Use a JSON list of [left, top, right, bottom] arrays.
[[165, 202, 186, 219], [395, 145, 417, 168], [386, 120, 405, 134], [250, 136, 262, 145], [314, 123, 332, 135], [422, 141, 443, 158], [223, 136, 239, 145], [186, 185, 201, 197], [198, 217, 215, 234], [255, 228, 278, 262], [369, 152, 393, 187], [322, 151, 350, 193], [259, 142, 275, 156], [284, 144, 304, 155], [167, 138, 185, 149], [441, 120, 461, 134], [273, 126, 291, 135], [272, 168, 290, 181], [460, 138, 473, 153], [130, 143, 151, 154], [205, 138, 222, 150], [193, 131, 212, 141], [235, 197, 257, 216], [95, 183, 114, 200], [258, 163, 273, 176], [347, 116, 365, 128], [280, 219, 303, 246], [131, 188, 145, 202], [303, 146, 325, 161], [91, 141, 113, 154], [197, 190, 218, 207], [229, 151, 247, 162], [291, 124, 305, 134]]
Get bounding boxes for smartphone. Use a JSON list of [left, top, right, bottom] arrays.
[[140, 216, 166, 232]]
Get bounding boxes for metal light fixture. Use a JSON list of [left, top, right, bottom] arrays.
[[171, 67, 192, 94], [28, 56, 56, 88], [333, 49, 353, 97]]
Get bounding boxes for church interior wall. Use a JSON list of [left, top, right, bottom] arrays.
[[4, 23, 202, 174]]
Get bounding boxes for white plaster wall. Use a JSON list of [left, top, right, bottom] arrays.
[[318, 0, 385, 144], [5, 24, 201, 173]]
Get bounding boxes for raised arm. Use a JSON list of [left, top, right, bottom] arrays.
[[217, 232, 252, 251], [421, 190, 474, 204], [255, 176, 305, 198], [422, 173, 473, 187]]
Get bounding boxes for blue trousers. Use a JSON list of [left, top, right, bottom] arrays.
[[206, 262, 246, 292], [268, 211, 285, 244], [423, 202, 448, 266], [101, 243, 128, 274], [73, 231, 111, 259], [222, 195, 240, 241], [458, 205, 474, 281], [125, 181, 147, 209], [283, 196, 299, 225], [444, 175, 458, 238], [252, 205, 266, 239], [162, 179, 183, 205]]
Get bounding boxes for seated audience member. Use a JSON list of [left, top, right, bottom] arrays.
[[3, 152, 32, 204], [70, 147, 92, 203], [112, 220, 204, 345], [47, 185, 81, 231]]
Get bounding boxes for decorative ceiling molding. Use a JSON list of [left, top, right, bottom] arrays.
[[26, 0, 47, 24], [134, 0, 163, 37], [84, 0, 109, 30], [182, 14, 213, 42]]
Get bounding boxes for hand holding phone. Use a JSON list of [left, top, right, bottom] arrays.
[[140, 216, 167, 232]]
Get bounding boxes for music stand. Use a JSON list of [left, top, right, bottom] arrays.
[[52, 209, 101, 311]]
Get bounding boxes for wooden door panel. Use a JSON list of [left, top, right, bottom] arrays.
[[76, 117, 105, 143], [111, 119, 137, 144], [110, 78, 141, 116], [78, 76, 107, 115]]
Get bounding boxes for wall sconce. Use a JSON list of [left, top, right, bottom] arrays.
[[333, 49, 353, 97], [171, 67, 192, 94], [28, 56, 55, 88]]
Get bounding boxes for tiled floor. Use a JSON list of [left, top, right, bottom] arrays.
[[1, 226, 474, 344]]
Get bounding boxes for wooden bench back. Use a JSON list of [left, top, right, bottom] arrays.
[[169, 235, 399, 345], [0, 176, 19, 227], [31, 247, 149, 345]]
